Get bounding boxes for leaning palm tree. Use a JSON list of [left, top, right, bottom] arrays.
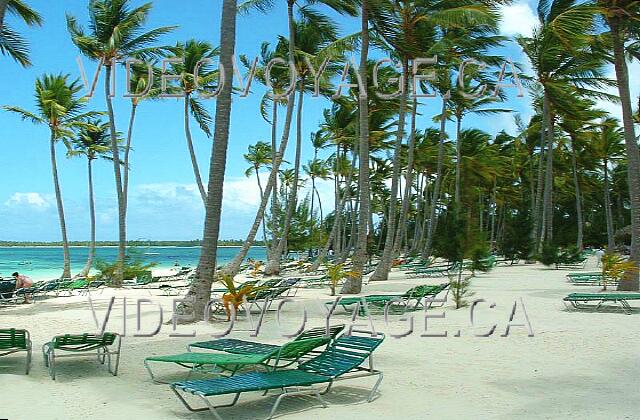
[[0, 0, 42, 67], [66, 0, 174, 284], [166, 39, 220, 204], [68, 119, 114, 277], [244, 141, 273, 250], [4, 74, 101, 279]]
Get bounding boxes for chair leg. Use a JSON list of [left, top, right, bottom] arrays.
[[368, 372, 384, 402], [25, 347, 32, 375]]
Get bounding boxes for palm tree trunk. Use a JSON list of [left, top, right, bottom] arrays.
[[610, 18, 640, 291], [569, 136, 584, 251], [265, 81, 305, 275], [255, 168, 270, 254], [394, 95, 418, 254], [180, 0, 237, 320], [270, 102, 279, 253], [49, 131, 71, 279], [185, 95, 207, 204], [604, 161, 616, 250], [104, 64, 126, 284], [346, 0, 370, 293], [369, 58, 409, 281], [310, 152, 357, 273], [123, 102, 137, 211], [531, 98, 547, 253], [539, 92, 554, 250], [314, 186, 324, 224], [423, 97, 448, 258], [454, 113, 462, 212], [79, 158, 96, 277], [308, 174, 316, 256]]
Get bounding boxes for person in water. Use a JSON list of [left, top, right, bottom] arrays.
[[12, 272, 33, 303]]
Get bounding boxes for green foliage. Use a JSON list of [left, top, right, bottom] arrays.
[[469, 242, 493, 274], [499, 210, 531, 260], [326, 263, 359, 296], [601, 253, 639, 291], [449, 273, 474, 309], [537, 244, 584, 266], [95, 248, 157, 284], [538, 242, 560, 266]]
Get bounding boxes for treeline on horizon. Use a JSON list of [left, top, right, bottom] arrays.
[[0, 240, 266, 247]]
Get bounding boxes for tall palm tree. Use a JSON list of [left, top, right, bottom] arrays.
[[598, 0, 640, 290], [67, 0, 174, 283], [348, 0, 371, 294], [264, 11, 357, 274], [244, 141, 273, 250], [123, 62, 162, 214], [590, 117, 626, 249], [236, 0, 356, 277], [180, 0, 237, 320], [517, 0, 614, 251], [166, 40, 219, 204], [4, 74, 100, 279], [0, 0, 42, 67], [68, 119, 114, 277]]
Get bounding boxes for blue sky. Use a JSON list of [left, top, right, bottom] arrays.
[[0, 0, 550, 241]]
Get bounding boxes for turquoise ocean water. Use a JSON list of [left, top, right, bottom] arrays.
[[0, 246, 267, 280]]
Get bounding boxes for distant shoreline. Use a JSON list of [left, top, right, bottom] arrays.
[[0, 243, 266, 248]]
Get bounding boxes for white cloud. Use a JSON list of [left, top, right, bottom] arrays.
[[499, 1, 538, 38], [134, 183, 202, 208], [4, 192, 51, 210]]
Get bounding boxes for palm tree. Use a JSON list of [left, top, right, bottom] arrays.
[[0, 0, 42, 67], [166, 40, 220, 204], [4, 74, 100, 279], [238, 0, 356, 277], [590, 118, 626, 249], [348, 0, 371, 294], [68, 119, 114, 277], [264, 11, 357, 274], [180, 0, 237, 320], [123, 62, 162, 214], [67, 0, 174, 283], [598, 0, 640, 290], [304, 158, 330, 224], [517, 0, 614, 251], [244, 141, 273, 250]]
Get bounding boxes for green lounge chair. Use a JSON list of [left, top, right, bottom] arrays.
[[331, 283, 450, 316], [144, 337, 329, 384], [189, 324, 345, 354], [0, 329, 32, 374], [170, 331, 384, 420], [563, 293, 640, 314], [407, 263, 458, 278], [42, 332, 122, 380], [0, 280, 16, 303]]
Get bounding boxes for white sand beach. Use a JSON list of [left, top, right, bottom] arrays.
[[1, 259, 638, 420]]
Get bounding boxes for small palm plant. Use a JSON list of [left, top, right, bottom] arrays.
[[217, 274, 264, 322], [601, 253, 639, 291], [326, 263, 359, 296], [248, 260, 264, 278]]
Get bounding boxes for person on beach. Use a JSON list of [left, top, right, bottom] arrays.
[[594, 249, 605, 267], [12, 272, 33, 303]]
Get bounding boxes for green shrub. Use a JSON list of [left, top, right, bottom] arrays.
[[95, 248, 157, 285]]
